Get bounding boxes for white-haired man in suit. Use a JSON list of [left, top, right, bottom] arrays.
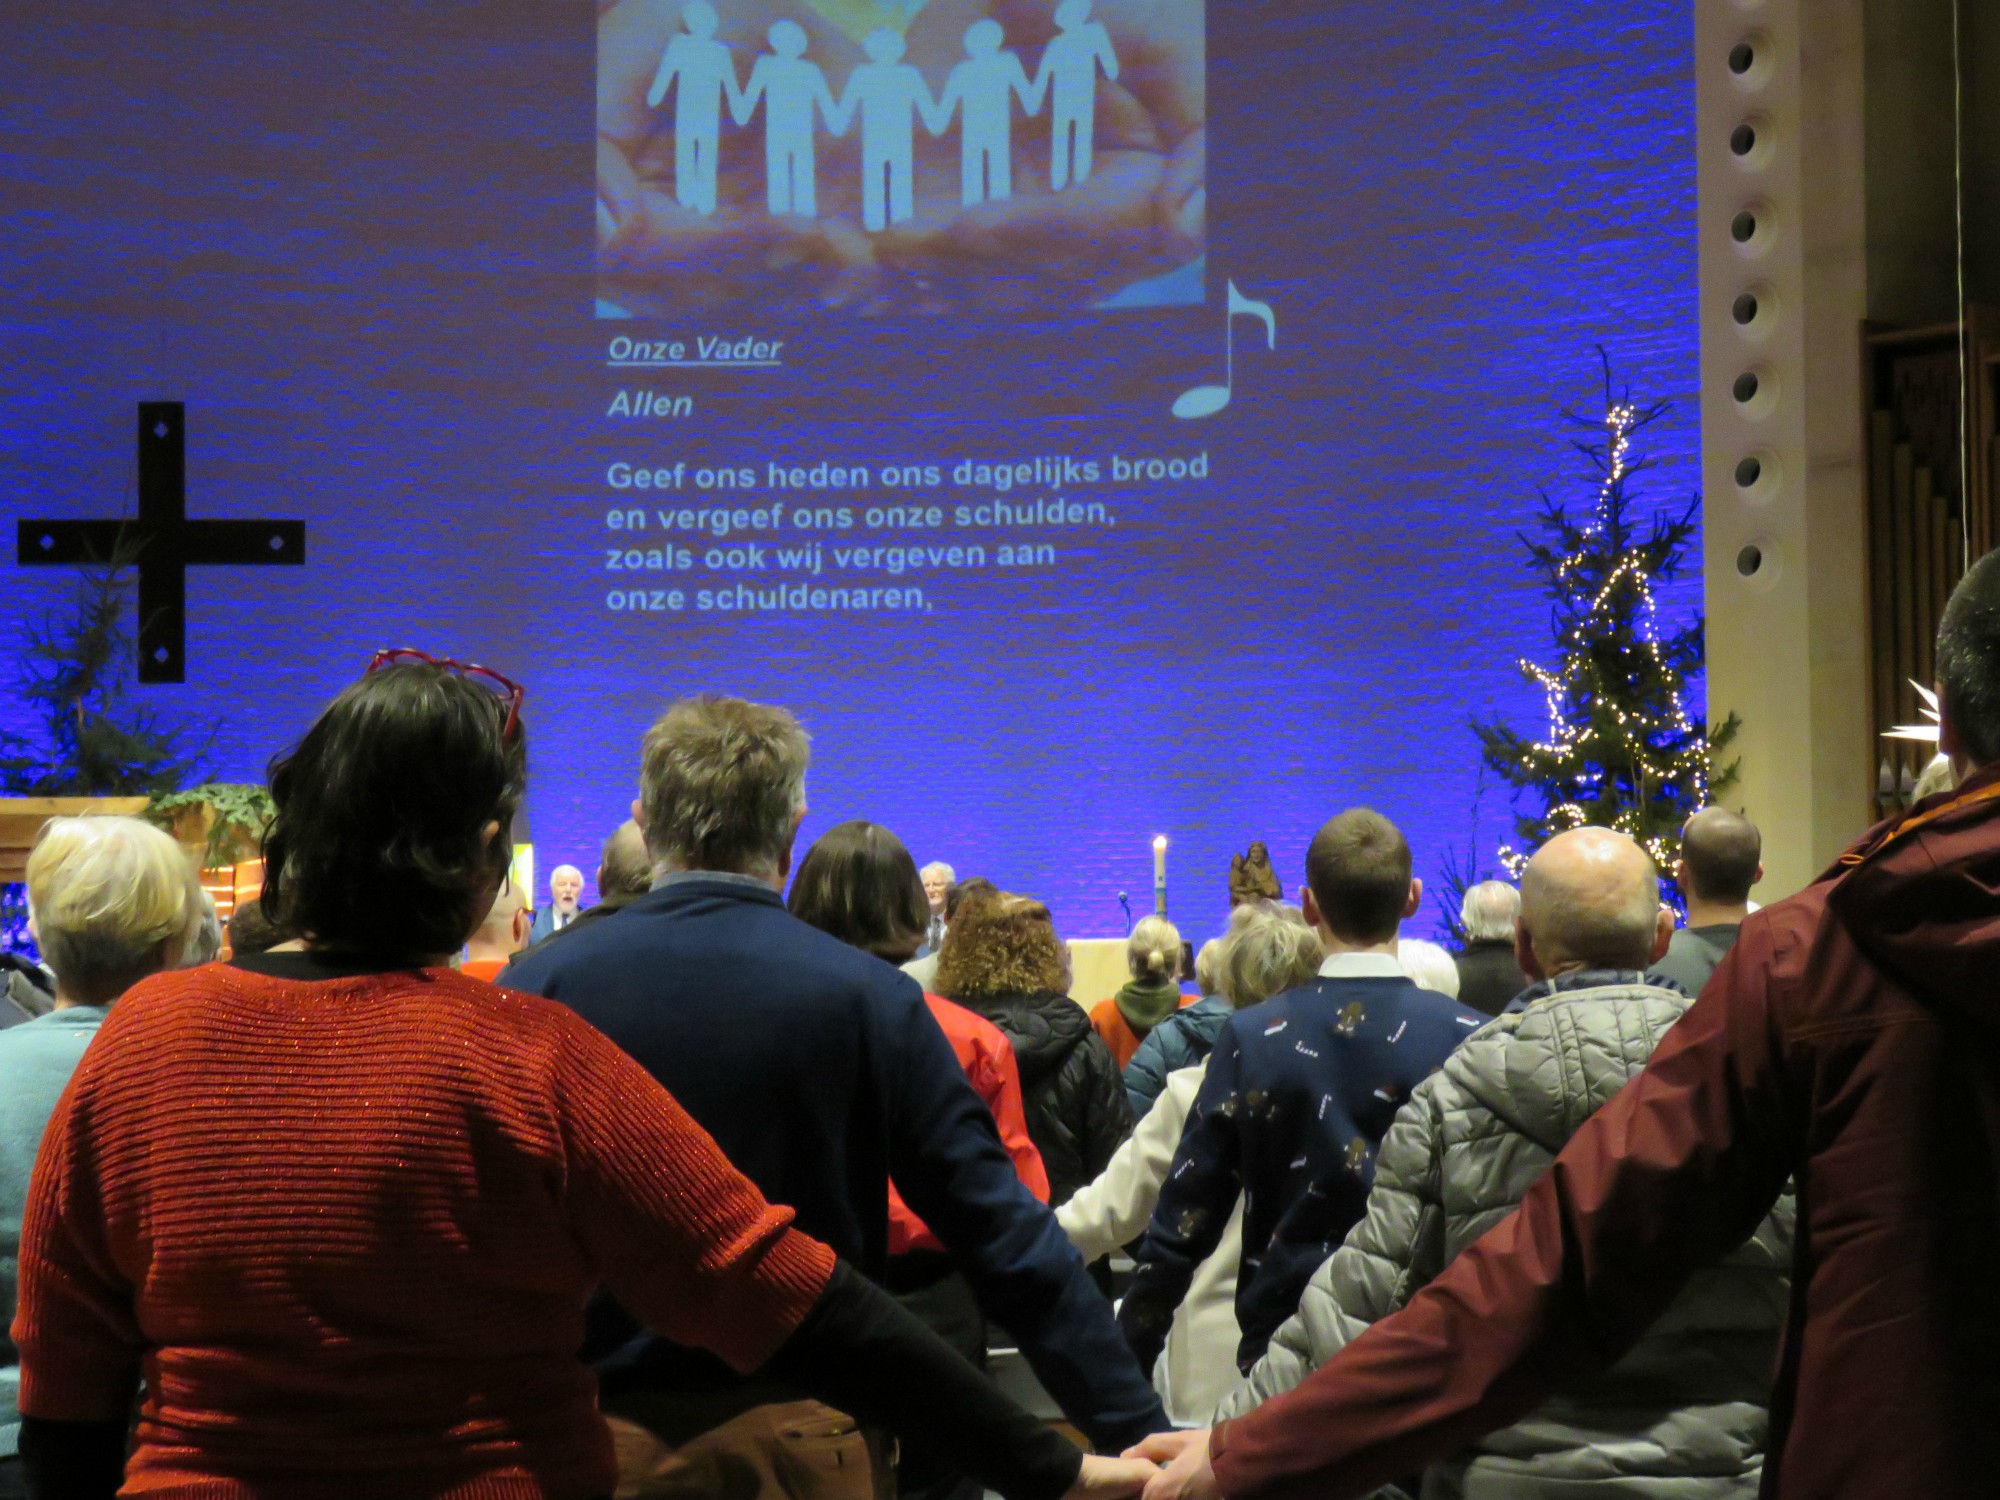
[[528, 864, 585, 944], [917, 860, 955, 955]]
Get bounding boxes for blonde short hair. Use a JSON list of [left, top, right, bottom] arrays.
[[1216, 904, 1324, 1010], [1193, 938, 1224, 994], [638, 696, 810, 877], [27, 816, 205, 1005], [1127, 915, 1181, 980], [1398, 937, 1462, 999]]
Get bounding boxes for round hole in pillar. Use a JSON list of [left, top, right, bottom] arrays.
[[1731, 281, 1778, 341], [1732, 449, 1781, 505], [1727, 31, 1774, 89], [1728, 114, 1775, 171], [1732, 200, 1775, 257], [1733, 534, 1783, 592], [1730, 365, 1779, 420]]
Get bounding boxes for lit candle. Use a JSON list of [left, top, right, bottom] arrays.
[[1153, 835, 1168, 917]]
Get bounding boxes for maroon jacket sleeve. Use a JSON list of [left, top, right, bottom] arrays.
[[1210, 918, 1805, 1500]]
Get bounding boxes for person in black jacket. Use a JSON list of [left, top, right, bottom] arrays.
[[1453, 879, 1531, 1016], [935, 890, 1133, 1205]]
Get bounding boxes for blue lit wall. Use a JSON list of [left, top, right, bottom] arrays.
[[0, 0, 1697, 946]]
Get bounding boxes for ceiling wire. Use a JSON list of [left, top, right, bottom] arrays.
[[1952, 0, 1971, 565]]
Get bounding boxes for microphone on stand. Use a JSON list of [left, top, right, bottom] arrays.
[[1117, 892, 1132, 935]]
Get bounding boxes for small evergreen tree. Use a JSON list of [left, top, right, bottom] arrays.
[[1430, 765, 1501, 946], [1474, 358, 1739, 880], [0, 553, 201, 795]]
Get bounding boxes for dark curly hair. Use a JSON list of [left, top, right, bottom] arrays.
[[786, 820, 928, 963], [261, 663, 527, 961]]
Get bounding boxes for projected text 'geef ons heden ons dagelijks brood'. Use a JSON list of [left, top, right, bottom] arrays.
[[596, 447, 1211, 617]]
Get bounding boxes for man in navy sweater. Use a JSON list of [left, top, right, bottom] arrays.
[[1117, 809, 1485, 1377], [503, 695, 1166, 1487]]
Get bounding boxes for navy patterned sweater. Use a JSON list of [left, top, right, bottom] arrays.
[[1118, 971, 1485, 1373]]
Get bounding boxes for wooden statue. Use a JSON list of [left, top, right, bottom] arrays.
[[1228, 841, 1283, 906]]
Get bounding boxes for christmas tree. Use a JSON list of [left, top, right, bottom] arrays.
[[0, 552, 201, 796], [1474, 359, 1738, 882]]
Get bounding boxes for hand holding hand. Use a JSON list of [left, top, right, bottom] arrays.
[[1062, 1453, 1162, 1500], [1123, 1429, 1220, 1500]]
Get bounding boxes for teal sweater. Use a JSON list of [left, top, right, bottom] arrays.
[[0, 1004, 106, 1456]]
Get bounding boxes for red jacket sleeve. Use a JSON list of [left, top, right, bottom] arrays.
[[888, 1000, 1050, 1253], [1211, 919, 1803, 1500], [974, 1027, 1051, 1205]]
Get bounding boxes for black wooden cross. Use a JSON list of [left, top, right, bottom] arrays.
[[15, 402, 306, 683]]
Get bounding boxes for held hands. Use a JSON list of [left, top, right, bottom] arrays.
[[1123, 1429, 1220, 1500], [1065, 1453, 1164, 1500]]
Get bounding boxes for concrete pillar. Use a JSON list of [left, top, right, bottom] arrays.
[[1697, 0, 1872, 897]]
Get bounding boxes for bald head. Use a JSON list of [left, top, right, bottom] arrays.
[[468, 880, 530, 962], [598, 819, 653, 904], [1517, 828, 1672, 978], [1677, 807, 1762, 907]]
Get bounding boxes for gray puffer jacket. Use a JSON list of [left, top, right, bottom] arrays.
[[1221, 972, 1793, 1499]]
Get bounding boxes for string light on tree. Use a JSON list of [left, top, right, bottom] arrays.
[[1474, 355, 1739, 884]]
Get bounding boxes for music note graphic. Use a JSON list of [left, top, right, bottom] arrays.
[[1171, 281, 1277, 420]]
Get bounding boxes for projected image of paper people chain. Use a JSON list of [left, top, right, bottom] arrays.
[[651, 2, 1113, 226], [596, 0, 1206, 315]]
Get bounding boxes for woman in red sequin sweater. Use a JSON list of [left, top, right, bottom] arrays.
[[11, 659, 1153, 1500]]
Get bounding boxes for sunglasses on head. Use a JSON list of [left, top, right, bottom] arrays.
[[365, 647, 525, 742]]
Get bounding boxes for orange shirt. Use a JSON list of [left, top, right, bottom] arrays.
[[1088, 993, 1201, 1070], [459, 957, 508, 982], [14, 963, 833, 1499], [888, 994, 1051, 1255]]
